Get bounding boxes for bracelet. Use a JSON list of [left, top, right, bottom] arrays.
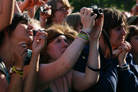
[[79, 30, 90, 38], [117, 63, 130, 71], [12, 66, 24, 77], [76, 31, 90, 42], [87, 64, 100, 72]]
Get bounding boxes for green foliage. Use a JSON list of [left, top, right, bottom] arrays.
[[69, 0, 136, 12]]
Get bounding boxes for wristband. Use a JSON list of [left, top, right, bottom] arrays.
[[117, 63, 130, 71], [11, 66, 24, 77], [87, 64, 100, 72]]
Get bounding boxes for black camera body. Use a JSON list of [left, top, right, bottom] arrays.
[[90, 5, 103, 19], [33, 29, 45, 36]]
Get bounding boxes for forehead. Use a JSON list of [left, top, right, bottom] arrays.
[[113, 22, 125, 29], [55, 35, 66, 40]]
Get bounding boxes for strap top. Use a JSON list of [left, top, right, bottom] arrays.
[[0, 58, 10, 83]]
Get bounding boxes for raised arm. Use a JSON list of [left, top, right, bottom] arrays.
[[72, 7, 103, 91], [0, 0, 15, 31], [23, 31, 47, 92]]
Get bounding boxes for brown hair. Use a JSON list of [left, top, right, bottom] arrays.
[[103, 8, 128, 38], [126, 25, 138, 42], [65, 12, 82, 32]]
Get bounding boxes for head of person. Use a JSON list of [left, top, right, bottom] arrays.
[[40, 23, 77, 63], [126, 25, 138, 55], [102, 8, 128, 49], [0, 13, 34, 47], [127, 15, 138, 26], [46, 0, 73, 26], [65, 12, 82, 32]]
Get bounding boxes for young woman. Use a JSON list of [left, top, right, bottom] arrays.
[[36, 7, 103, 92], [117, 25, 138, 92], [0, 13, 47, 92], [39, 0, 73, 28], [73, 8, 131, 92]]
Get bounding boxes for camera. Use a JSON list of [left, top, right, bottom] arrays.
[[33, 29, 45, 36], [40, 6, 48, 13], [90, 5, 103, 19]]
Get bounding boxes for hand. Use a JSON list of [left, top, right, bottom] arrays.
[[90, 14, 104, 40], [13, 42, 28, 70], [80, 7, 97, 33], [114, 41, 131, 65], [32, 31, 47, 54], [39, 4, 52, 21]]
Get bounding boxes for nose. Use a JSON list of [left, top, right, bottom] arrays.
[[121, 28, 127, 36], [28, 24, 34, 30], [62, 40, 68, 48]]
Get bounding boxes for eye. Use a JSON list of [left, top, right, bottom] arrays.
[[20, 20, 28, 25], [116, 27, 121, 31], [57, 39, 61, 43]]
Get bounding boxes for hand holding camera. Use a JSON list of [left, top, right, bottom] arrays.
[[40, 4, 51, 16], [90, 5, 103, 19]]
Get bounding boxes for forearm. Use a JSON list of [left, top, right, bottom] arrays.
[[18, 0, 29, 13], [85, 40, 100, 83], [23, 53, 40, 92], [73, 40, 100, 91], [0, 0, 15, 31], [59, 38, 86, 69], [39, 18, 46, 28], [14, 1, 22, 13]]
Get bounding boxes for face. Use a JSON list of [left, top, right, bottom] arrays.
[[130, 35, 138, 55], [10, 20, 34, 45], [110, 22, 127, 49], [46, 35, 68, 62], [52, 2, 70, 24]]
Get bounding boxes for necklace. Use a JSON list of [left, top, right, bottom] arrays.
[[53, 75, 65, 92]]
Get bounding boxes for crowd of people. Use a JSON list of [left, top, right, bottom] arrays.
[[0, 0, 138, 92]]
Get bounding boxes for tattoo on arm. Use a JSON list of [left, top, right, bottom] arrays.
[[0, 0, 3, 14]]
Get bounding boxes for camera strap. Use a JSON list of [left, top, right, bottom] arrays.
[[100, 30, 113, 71], [87, 30, 113, 72]]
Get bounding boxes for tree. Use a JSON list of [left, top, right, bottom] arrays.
[[69, 0, 136, 12]]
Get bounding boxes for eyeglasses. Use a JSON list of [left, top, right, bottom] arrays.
[[54, 6, 69, 12]]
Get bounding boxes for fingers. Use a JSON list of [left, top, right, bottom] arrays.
[[34, 30, 47, 44], [80, 7, 97, 32], [15, 42, 28, 57], [119, 41, 132, 52]]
